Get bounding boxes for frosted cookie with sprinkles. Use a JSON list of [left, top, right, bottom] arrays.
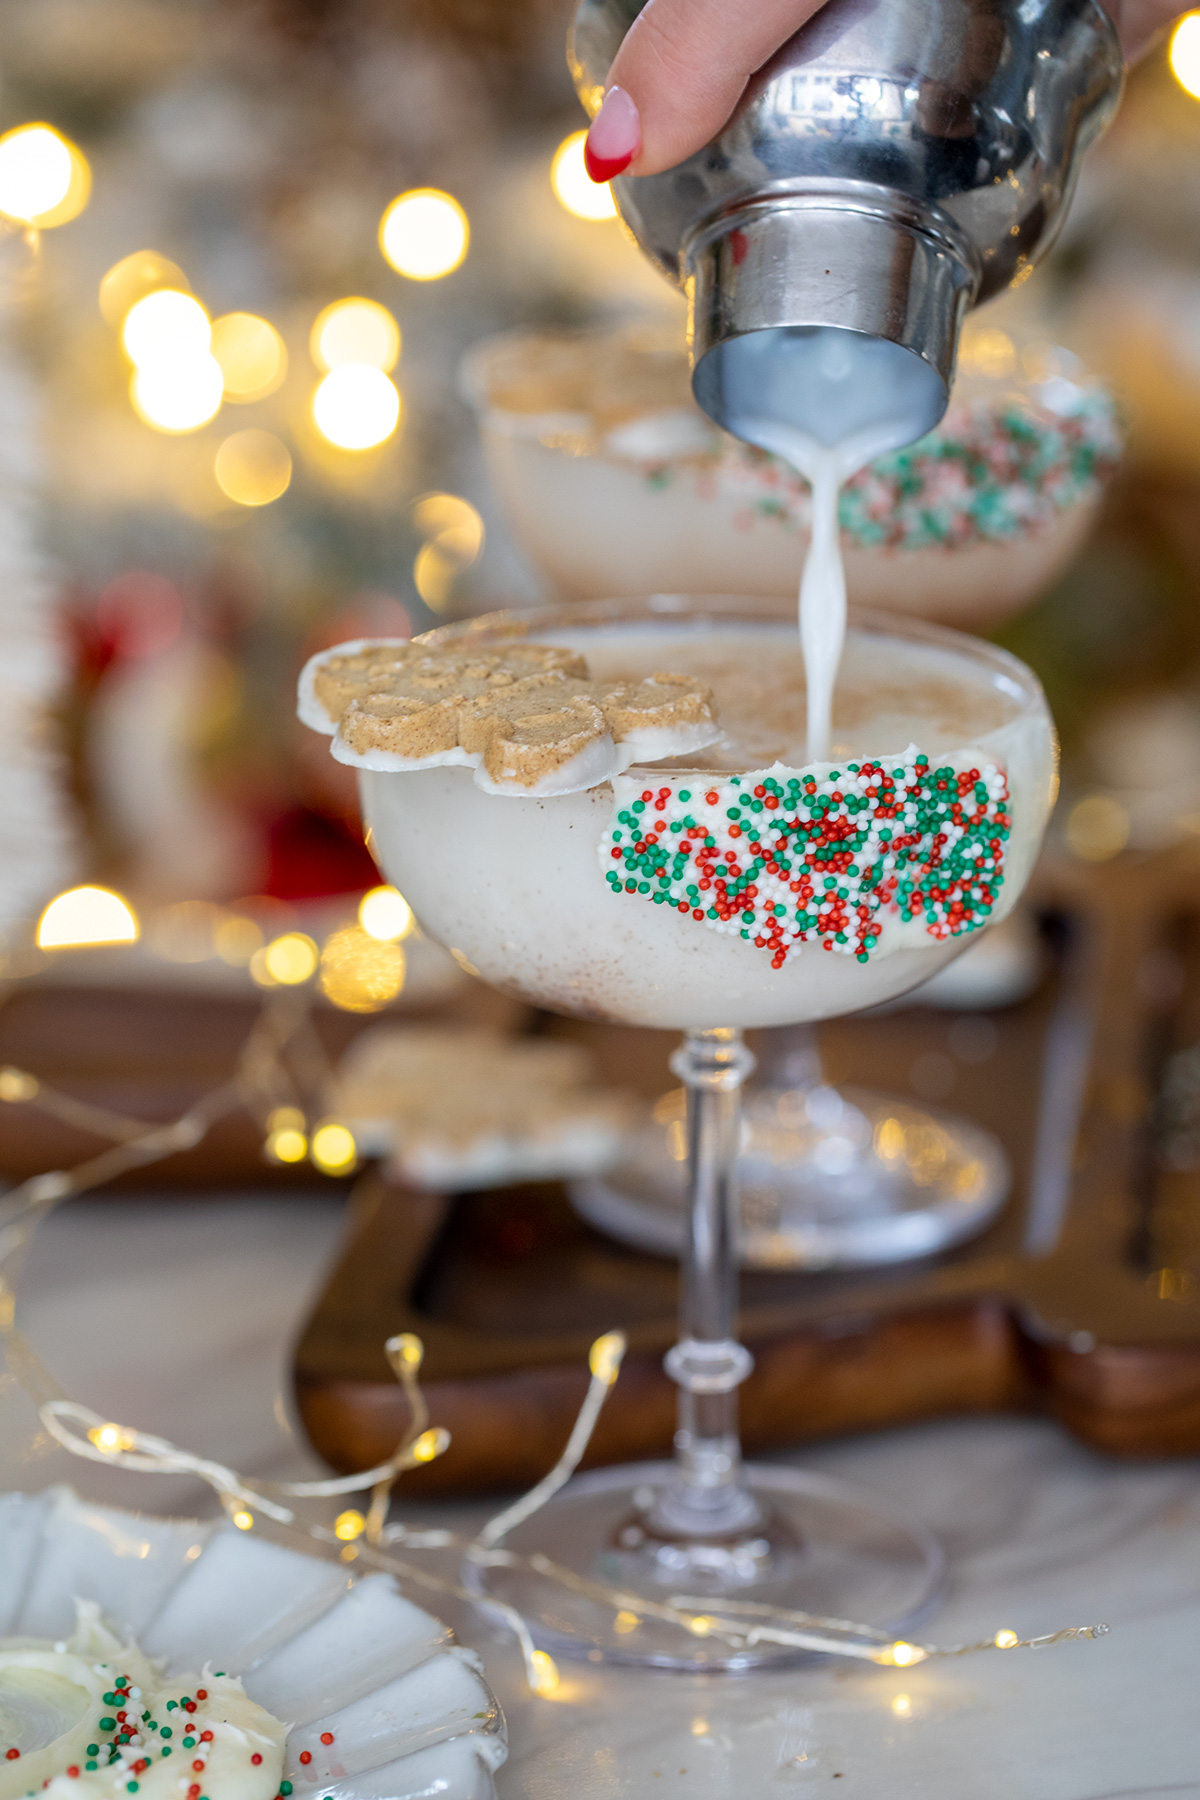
[[298, 636, 720, 795]]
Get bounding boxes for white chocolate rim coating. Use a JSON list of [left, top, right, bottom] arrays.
[[296, 637, 412, 735], [303, 637, 721, 796]]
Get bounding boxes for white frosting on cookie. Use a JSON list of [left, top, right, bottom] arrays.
[[0, 1603, 285, 1800]]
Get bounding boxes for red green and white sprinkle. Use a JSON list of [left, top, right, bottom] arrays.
[[600, 748, 1010, 967]]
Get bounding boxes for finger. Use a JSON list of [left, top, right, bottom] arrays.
[[593, 0, 827, 178]]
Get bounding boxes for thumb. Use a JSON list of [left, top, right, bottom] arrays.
[[588, 0, 828, 178]]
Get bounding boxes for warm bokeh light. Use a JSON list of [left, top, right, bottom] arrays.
[[121, 288, 211, 364], [99, 251, 189, 327], [310, 297, 400, 373], [214, 912, 263, 965], [0, 1068, 38, 1102], [960, 326, 1015, 379], [312, 364, 401, 450], [258, 931, 319, 985], [412, 493, 484, 609], [1170, 12, 1200, 98], [37, 886, 139, 950], [148, 899, 220, 962], [413, 541, 456, 609], [334, 1509, 365, 1541], [319, 924, 405, 1011], [551, 130, 618, 220], [214, 429, 292, 506], [412, 492, 484, 562], [211, 312, 287, 400], [131, 355, 224, 433], [266, 1126, 308, 1164], [358, 884, 414, 941], [1066, 793, 1129, 862], [994, 1629, 1019, 1648], [379, 188, 468, 280], [231, 1509, 254, 1531], [0, 124, 90, 226], [311, 1121, 358, 1175]]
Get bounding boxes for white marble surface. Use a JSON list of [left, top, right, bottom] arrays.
[[5, 1195, 1200, 1799]]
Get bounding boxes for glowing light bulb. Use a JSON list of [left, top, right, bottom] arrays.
[[551, 130, 618, 220], [334, 1509, 365, 1541], [0, 124, 89, 226], [312, 365, 401, 451], [99, 251, 189, 327], [994, 1629, 1019, 1649], [122, 289, 212, 365], [37, 886, 139, 949], [87, 1422, 133, 1453], [889, 1642, 924, 1667], [318, 924, 405, 1010], [588, 1331, 625, 1385], [412, 1427, 447, 1463], [1170, 12, 1200, 99], [379, 188, 468, 280], [358, 884, 414, 941], [311, 297, 400, 373], [259, 932, 319, 985], [528, 1650, 560, 1696], [311, 1121, 358, 1175], [231, 1509, 254, 1531], [388, 1333, 424, 1370], [214, 429, 292, 506], [210, 313, 287, 400]]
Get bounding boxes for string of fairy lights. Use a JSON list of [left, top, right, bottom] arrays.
[[1, 899, 1110, 1688], [0, 1015, 1110, 1693]]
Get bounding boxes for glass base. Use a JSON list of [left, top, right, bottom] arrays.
[[572, 1083, 1009, 1269], [471, 1460, 944, 1670]]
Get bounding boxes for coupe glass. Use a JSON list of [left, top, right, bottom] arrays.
[[353, 593, 1057, 1669]]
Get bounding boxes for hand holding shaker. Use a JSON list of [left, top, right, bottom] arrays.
[[570, 0, 1123, 452]]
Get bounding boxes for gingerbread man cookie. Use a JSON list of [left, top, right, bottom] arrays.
[[298, 635, 719, 795]]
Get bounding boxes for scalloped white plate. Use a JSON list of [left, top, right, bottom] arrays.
[[0, 1488, 506, 1800]]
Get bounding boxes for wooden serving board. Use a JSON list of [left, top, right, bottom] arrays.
[[293, 844, 1200, 1491]]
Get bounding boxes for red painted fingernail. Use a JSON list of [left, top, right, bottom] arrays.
[[584, 86, 641, 182]]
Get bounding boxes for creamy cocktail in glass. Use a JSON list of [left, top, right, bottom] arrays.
[[300, 592, 1056, 1667]]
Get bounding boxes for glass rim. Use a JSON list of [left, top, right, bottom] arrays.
[[417, 592, 1050, 726]]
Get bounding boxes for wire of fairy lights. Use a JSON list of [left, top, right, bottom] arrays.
[[0, 990, 1109, 1693]]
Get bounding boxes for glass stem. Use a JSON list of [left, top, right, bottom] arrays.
[[649, 1027, 761, 1538]]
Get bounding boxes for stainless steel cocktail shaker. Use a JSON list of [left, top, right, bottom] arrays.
[[570, 0, 1123, 438]]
